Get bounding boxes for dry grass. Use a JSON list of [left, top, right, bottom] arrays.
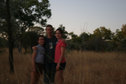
[[64, 51, 126, 84], [0, 48, 32, 84], [0, 49, 126, 84]]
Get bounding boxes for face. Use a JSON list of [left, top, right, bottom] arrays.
[[46, 27, 53, 35], [55, 30, 62, 39], [38, 37, 44, 45]]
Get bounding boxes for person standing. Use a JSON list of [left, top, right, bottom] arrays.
[[55, 28, 67, 84], [44, 25, 57, 84], [31, 35, 45, 84]]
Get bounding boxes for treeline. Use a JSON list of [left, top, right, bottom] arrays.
[[66, 24, 126, 51], [0, 24, 126, 52]]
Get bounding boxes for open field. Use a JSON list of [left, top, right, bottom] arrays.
[[0, 49, 126, 84]]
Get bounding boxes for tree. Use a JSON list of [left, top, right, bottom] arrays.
[[68, 32, 78, 39], [79, 32, 90, 50], [80, 32, 90, 41], [0, 37, 7, 48], [12, 0, 51, 33], [121, 24, 126, 50], [22, 31, 39, 53], [121, 24, 126, 37], [67, 32, 82, 50], [57, 24, 68, 39], [113, 24, 126, 51], [28, 26, 45, 35], [0, 0, 51, 73], [6, 0, 15, 73], [93, 27, 113, 40]]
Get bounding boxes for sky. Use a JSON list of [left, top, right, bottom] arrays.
[[46, 0, 126, 35]]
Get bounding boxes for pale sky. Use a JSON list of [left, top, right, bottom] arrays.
[[46, 0, 126, 35]]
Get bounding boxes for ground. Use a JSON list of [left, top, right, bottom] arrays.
[[0, 49, 126, 84]]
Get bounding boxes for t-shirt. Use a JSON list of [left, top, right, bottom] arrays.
[[35, 44, 45, 64], [55, 39, 67, 63], [44, 36, 57, 63]]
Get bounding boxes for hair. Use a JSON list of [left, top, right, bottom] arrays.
[[46, 24, 53, 30], [37, 35, 45, 41], [32, 35, 45, 47], [56, 28, 63, 34]]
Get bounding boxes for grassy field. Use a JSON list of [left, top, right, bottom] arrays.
[[0, 49, 126, 84]]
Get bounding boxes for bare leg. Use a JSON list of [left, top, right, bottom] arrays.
[[55, 70, 64, 84], [30, 71, 40, 84]]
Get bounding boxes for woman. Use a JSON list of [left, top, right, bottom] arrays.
[[31, 35, 45, 84], [55, 28, 67, 84]]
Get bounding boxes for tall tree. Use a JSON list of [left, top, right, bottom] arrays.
[[0, 0, 51, 73], [6, 0, 14, 73]]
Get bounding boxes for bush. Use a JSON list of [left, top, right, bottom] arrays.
[[0, 37, 7, 48]]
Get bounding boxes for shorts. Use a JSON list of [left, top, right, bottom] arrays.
[[55, 63, 66, 70], [35, 63, 44, 74]]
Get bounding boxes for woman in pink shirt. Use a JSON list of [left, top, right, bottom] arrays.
[[55, 28, 67, 84]]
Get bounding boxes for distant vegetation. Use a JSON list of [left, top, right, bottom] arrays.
[[66, 24, 126, 51], [1, 24, 126, 52]]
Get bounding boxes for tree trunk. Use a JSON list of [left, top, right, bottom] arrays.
[[6, 0, 14, 73]]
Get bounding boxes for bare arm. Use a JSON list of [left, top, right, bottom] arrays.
[[56, 46, 65, 71], [58, 46, 65, 65], [32, 46, 37, 72]]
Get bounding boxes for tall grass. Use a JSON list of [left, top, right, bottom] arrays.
[[64, 51, 126, 84], [0, 49, 126, 84]]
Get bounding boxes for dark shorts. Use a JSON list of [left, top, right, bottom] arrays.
[[56, 63, 66, 70], [35, 63, 44, 74]]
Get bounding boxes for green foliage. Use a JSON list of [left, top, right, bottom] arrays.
[[80, 32, 90, 41], [28, 26, 45, 35], [57, 24, 68, 39], [67, 25, 126, 51], [11, 0, 51, 32], [0, 37, 7, 48], [0, 0, 51, 53], [93, 26, 113, 40], [21, 31, 39, 53], [0, 0, 51, 39], [121, 24, 126, 37]]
